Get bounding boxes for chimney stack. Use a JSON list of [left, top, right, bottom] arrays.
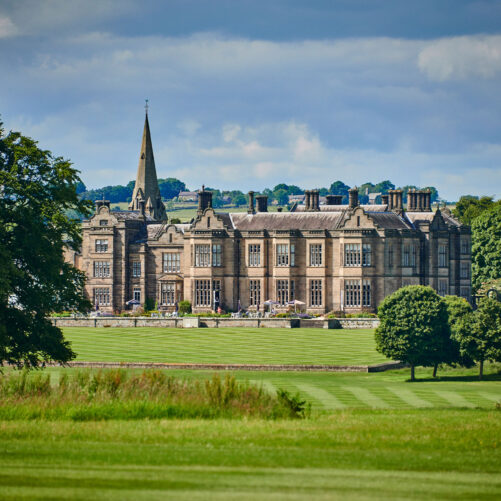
[[197, 186, 213, 215], [310, 189, 320, 211], [389, 189, 403, 211], [348, 187, 359, 209], [247, 191, 255, 214], [304, 190, 311, 211], [326, 194, 343, 205], [424, 189, 431, 212], [407, 189, 416, 211], [256, 195, 268, 212]]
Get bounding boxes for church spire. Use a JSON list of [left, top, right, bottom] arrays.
[[129, 104, 166, 221]]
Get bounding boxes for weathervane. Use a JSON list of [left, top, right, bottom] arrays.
[[145, 99, 149, 115]]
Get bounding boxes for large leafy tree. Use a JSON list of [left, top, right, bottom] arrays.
[[0, 123, 92, 367], [443, 295, 474, 370], [471, 204, 501, 290], [453, 195, 500, 225], [375, 286, 450, 381], [454, 297, 501, 380]]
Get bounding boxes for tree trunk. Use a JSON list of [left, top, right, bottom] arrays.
[[410, 364, 415, 382], [479, 359, 484, 381], [433, 364, 438, 378]]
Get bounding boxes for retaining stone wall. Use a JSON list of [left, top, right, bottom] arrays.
[[50, 317, 379, 329]]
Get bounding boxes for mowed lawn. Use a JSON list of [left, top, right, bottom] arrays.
[[63, 327, 387, 365], [44, 364, 501, 411], [1, 410, 500, 500]]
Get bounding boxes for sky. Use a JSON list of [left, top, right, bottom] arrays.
[[1, 1, 501, 200]]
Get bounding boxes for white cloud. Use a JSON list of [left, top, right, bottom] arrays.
[[418, 35, 501, 81], [2, 32, 501, 200], [0, 16, 17, 37]]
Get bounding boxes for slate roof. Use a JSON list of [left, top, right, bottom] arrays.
[[229, 212, 345, 231], [293, 204, 388, 212], [114, 210, 155, 222], [365, 212, 412, 230], [146, 223, 190, 239], [442, 213, 462, 227]]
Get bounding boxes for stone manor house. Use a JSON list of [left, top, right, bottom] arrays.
[[74, 113, 472, 314]]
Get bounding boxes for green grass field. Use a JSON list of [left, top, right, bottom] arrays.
[[2, 327, 500, 499], [63, 327, 387, 365], [61, 327, 501, 410], [1, 410, 500, 499]]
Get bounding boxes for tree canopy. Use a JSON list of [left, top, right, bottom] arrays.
[[453, 297, 501, 379], [375, 286, 451, 381], [453, 195, 501, 225], [471, 204, 501, 290], [0, 123, 92, 367]]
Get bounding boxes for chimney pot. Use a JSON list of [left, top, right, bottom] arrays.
[[348, 187, 359, 209], [247, 191, 255, 214], [256, 195, 268, 212]]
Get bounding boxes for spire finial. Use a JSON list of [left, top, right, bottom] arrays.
[[145, 99, 149, 115]]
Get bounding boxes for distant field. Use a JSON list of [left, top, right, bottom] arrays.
[[1, 409, 500, 499], [63, 327, 387, 366]]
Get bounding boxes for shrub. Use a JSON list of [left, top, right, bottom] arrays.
[[178, 300, 192, 314], [143, 297, 156, 312], [276, 389, 311, 419]]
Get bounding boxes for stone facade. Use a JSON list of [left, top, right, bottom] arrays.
[[76, 115, 472, 314]]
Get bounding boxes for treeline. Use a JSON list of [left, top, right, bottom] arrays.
[[79, 178, 186, 203], [79, 178, 439, 206]]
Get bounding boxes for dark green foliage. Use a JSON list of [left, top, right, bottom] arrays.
[[0, 122, 92, 367], [443, 295, 474, 368], [143, 297, 155, 312], [454, 297, 501, 379], [272, 183, 304, 196], [453, 195, 501, 225], [81, 178, 186, 203], [276, 388, 311, 418], [178, 300, 192, 314], [81, 181, 134, 203], [373, 180, 395, 194], [375, 286, 451, 380], [170, 217, 181, 224], [471, 204, 501, 290], [274, 188, 288, 205], [158, 178, 186, 200], [75, 181, 87, 194], [329, 180, 350, 203]]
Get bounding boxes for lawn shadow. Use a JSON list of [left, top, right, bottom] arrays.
[[410, 372, 501, 383]]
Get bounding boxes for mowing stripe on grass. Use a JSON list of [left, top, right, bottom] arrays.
[[250, 380, 277, 396], [295, 383, 346, 409], [342, 386, 390, 408], [479, 392, 501, 403], [434, 391, 476, 408], [63, 327, 387, 366], [385, 386, 434, 408]]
